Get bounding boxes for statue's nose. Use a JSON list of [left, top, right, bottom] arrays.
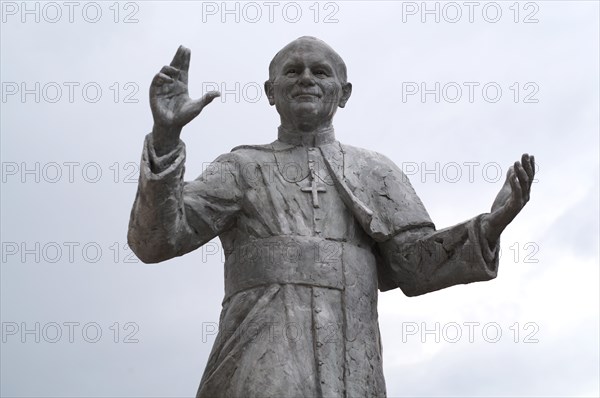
[[298, 69, 316, 86]]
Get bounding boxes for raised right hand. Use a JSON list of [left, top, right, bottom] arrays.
[[150, 45, 220, 155]]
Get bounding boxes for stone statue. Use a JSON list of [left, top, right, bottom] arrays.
[[128, 37, 535, 397]]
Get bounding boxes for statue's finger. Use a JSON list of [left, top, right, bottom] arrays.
[[506, 166, 515, 188], [530, 155, 536, 181], [152, 72, 174, 87], [201, 91, 221, 106], [515, 161, 529, 185], [178, 92, 220, 125], [191, 92, 220, 114], [515, 162, 529, 201], [160, 65, 180, 79], [511, 162, 523, 203], [180, 47, 191, 72], [521, 153, 534, 186], [170, 45, 189, 70], [504, 165, 515, 186]]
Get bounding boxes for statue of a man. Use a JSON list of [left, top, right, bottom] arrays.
[[128, 37, 534, 397]]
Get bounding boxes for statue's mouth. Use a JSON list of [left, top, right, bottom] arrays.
[[292, 91, 321, 99]]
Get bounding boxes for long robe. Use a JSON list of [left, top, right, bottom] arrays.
[[128, 128, 499, 397]]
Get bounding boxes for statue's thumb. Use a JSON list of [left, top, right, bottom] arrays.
[[188, 92, 221, 118], [202, 91, 221, 106]]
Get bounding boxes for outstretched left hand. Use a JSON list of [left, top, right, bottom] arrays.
[[482, 153, 535, 245]]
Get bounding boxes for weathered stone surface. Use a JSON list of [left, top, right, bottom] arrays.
[[128, 36, 535, 397]]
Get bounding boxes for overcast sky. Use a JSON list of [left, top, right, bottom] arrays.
[[1, 1, 599, 397]]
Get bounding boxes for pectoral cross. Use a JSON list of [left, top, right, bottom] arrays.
[[301, 168, 327, 208]]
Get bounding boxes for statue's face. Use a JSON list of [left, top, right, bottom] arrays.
[[266, 39, 351, 129]]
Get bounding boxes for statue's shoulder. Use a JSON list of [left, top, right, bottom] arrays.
[[230, 140, 295, 154], [340, 143, 403, 173]]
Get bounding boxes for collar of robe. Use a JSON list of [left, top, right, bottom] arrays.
[[277, 125, 336, 147]]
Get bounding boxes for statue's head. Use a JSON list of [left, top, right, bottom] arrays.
[[265, 36, 352, 131]]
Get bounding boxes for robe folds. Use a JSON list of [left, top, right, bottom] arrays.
[[128, 128, 499, 398]]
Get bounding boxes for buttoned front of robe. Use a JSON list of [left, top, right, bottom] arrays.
[[128, 128, 499, 398]]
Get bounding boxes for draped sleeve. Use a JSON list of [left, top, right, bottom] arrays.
[[127, 133, 244, 263], [338, 145, 500, 295]]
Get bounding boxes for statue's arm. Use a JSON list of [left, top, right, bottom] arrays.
[[377, 153, 534, 296], [127, 134, 243, 263], [127, 134, 198, 264], [377, 216, 499, 296], [128, 45, 230, 263]]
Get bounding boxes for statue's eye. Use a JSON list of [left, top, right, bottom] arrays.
[[286, 69, 296, 75], [315, 70, 327, 76]]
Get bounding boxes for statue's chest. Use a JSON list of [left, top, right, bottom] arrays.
[[239, 146, 369, 243], [271, 146, 335, 208]]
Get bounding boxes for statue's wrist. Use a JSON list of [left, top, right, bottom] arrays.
[[481, 213, 501, 247], [152, 124, 182, 156]]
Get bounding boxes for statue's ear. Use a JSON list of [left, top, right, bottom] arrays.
[[338, 82, 352, 108], [265, 80, 275, 106]]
